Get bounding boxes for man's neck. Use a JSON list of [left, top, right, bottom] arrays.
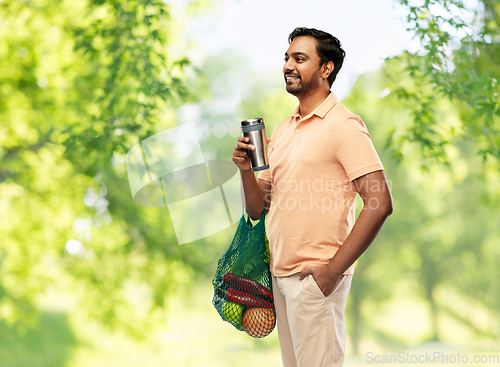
[[297, 88, 331, 117]]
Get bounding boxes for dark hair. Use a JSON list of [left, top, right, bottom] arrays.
[[288, 27, 345, 87]]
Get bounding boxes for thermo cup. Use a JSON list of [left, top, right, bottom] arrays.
[[240, 117, 269, 172]]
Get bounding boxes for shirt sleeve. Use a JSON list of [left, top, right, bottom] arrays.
[[257, 167, 272, 182], [332, 116, 384, 182]]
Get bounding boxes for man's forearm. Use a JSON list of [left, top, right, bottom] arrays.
[[326, 203, 392, 276], [326, 170, 393, 276], [239, 169, 266, 220]]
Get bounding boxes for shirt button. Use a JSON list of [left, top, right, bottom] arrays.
[[295, 129, 299, 132]]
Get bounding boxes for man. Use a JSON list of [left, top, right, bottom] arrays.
[[232, 27, 393, 367]]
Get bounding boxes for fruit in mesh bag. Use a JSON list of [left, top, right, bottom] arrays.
[[225, 287, 274, 308], [242, 307, 276, 338], [223, 273, 273, 299], [222, 301, 244, 327]]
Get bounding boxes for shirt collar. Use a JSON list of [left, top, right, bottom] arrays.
[[290, 92, 339, 121]]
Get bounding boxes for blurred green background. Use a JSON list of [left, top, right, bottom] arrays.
[[1, 0, 499, 366]]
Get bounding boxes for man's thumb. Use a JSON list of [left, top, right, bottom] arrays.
[[299, 268, 310, 280]]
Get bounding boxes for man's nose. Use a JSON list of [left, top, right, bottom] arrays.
[[284, 59, 295, 72]]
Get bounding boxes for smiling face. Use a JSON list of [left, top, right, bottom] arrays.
[[283, 36, 325, 98]]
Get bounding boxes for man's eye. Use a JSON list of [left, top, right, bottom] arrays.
[[297, 58, 304, 62]]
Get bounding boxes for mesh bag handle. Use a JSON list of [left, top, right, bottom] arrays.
[[212, 208, 276, 338]]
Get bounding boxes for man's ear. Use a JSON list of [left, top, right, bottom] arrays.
[[322, 61, 334, 79]]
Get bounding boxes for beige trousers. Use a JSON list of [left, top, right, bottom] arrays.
[[272, 273, 353, 367]]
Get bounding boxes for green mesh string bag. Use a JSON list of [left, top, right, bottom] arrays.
[[212, 208, 276, 338]]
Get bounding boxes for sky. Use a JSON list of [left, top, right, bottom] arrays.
[[184, 0, 419, 99]]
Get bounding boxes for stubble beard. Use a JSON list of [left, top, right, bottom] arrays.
[[285, 68, 322, 98]]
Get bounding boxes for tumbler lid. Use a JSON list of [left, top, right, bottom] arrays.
[[240, 117, 263, 127]]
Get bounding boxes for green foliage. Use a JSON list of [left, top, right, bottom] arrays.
[[66, 0, 197, 169], [393, 0, 500, 163], [343, 58, 500, 350], [0, 312, 76, 366], [0, 0, 213, 339]]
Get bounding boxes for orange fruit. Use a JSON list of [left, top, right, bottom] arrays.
[[242, 307, 276, 338]]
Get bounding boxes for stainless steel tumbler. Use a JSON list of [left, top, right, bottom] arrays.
[[240, 117, 269, 172]]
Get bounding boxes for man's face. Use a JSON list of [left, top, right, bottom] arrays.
[[283, 36, 324, 97]]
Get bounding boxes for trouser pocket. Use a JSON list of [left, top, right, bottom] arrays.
[[308, 274, 346, 298]]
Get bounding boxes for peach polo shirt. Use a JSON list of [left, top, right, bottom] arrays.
[[257, 92, 384, 277]]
